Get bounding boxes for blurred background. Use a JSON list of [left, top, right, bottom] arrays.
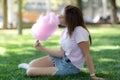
[[0, 0, 120, 31], [0, 1, 120, 80]]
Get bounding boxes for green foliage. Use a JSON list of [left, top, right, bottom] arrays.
[[0, 25, 120, 80]]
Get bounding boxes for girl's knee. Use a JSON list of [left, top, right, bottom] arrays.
[[26, 68, 35, 76], [28, 59, 36, 67]]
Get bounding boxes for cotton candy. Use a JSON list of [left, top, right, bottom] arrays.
[[31, 12, 60, 41]]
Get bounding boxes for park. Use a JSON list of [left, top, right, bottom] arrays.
[[0, 0, 120, 80]]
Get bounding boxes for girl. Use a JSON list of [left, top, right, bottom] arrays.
[[19, 5, 104, 80]]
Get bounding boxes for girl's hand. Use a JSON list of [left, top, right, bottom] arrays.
[[91, 76, 104, 80], [34, 40, 43, 50]]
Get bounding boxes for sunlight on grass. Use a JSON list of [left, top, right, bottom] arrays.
[[0, 26, 120, 80], [91, 45, 120, 51], [90, 29, 105, 34], [0, 63, 7, 67], [89, 27, 120, 34], [0, 47, 6, 56], [98, 58, 116, 62]]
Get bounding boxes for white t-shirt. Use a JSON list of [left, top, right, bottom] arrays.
[[60, 26, 89, 69]]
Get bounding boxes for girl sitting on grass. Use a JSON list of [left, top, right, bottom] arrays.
[[19, 5, 104, 80]]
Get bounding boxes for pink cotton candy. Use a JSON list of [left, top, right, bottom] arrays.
[[31, 12, 60, 41]]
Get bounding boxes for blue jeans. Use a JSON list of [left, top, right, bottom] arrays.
[[49, 54, 80, 75]]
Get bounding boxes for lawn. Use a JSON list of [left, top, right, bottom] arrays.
[[0, 25, 120, 80]]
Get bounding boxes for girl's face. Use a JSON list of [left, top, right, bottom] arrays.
[[59, 9, 66, 26]]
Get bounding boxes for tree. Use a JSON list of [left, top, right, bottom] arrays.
[[18, 0, 22, 35], [77, 0, 82, 10], [3, 0, 8, 29], [110, 0, 118, 24]]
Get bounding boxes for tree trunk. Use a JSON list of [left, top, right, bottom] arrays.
[[110, 0, 118, 24], [3, 0, 8, 29], [102, 0, 107, 18], [77, 0, 82, 10], [8, 0, 13, 28], [18, 0, 22, 35]]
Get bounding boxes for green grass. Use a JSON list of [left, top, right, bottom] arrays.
[[0, 25, 120, 80]]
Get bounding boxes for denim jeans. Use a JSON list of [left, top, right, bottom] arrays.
[[49, 54, 80, 75]]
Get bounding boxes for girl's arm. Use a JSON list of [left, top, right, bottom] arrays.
[[34, 40, 64, 58], [78, 41, 95, 75], [78, 41, 104, 80]]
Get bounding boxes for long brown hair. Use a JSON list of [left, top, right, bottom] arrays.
[[64, 5, 92, 44]]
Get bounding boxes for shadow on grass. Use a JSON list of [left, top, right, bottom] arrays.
[[91, 34, 120, 46], [0, 27, 120, 80], [1, 47, 119, 80], [90, 49, 120, 80], [0, 35, 120, 80]]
